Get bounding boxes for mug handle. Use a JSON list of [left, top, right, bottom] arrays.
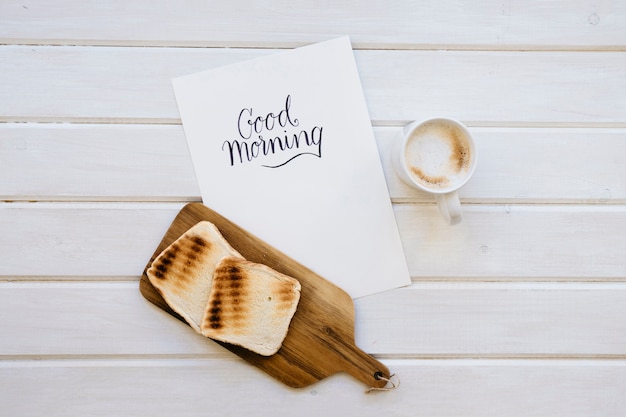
[[435, 191, 463, 225]]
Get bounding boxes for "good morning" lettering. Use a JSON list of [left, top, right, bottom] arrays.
[[221, 95, 323, 168]]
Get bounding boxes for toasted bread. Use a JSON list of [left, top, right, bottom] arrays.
[[146, 221, 243, 333], [201, 257, 301, 356]]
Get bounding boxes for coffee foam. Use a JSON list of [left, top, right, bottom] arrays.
[[404, 121, 472, 190]]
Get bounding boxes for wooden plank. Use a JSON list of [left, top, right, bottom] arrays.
[[1, 203, 625, 279], [0, 46, 265, 123], [2, 46, 626, 124], [0, 282, 226, 356], [397, 204, 626, 279], [381, 127, 626, 204], [356, 282, 626, 356], [1, 281, 625, 357], [3, 124, 626, 203], [1, 0, 625, 50], [1, 358, 625, 417], [0, 202, 184, 277], [0, 123, 199, 201]]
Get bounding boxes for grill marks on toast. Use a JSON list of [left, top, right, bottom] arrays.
[[201, 257, 301, 356], [145, 221, 243, 333], [206, 263, 249, 332], [150, 236, 212, 295], [147, 220, 301, 357]]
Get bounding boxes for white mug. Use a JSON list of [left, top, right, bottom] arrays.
[[392, 118, 477, 225]]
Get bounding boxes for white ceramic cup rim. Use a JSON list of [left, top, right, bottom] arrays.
[[399, 117, 477, 194]]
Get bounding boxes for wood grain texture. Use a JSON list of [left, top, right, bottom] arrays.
[[2, 282, 625, 357], [2, 203, 625, 280], [0, 124, 199, 201], [1, 0, 625, 50], [2, 124, 626, 203], [2, 46, 626, 124], [1, 359, 625, 417], [140, 203, 389, 388], [396, 204, 626, 279]]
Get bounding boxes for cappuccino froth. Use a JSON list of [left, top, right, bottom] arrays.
[[404, 121, 472, 190]]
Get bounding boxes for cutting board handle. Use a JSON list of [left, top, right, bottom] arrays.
[[337, 342, 391, 389]]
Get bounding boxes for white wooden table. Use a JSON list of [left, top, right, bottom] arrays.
[[2, 1, 626, 416]]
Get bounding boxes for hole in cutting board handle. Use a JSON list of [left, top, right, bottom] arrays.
[[367, 372, 399, 393]]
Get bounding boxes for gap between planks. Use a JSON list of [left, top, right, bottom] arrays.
[[3, 118, 626, 129], [2, 356, 626, 367], [2, 279, 626, 291], [2, 38, 626, 52]]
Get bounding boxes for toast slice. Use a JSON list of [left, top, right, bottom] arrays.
[[201, 257, 301, 356], [146, 221, 243, 333]]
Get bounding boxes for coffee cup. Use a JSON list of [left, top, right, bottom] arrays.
[[392, 118, 477, 225]]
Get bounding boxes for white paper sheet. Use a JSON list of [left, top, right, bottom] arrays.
[[172, 37, 410, 298]]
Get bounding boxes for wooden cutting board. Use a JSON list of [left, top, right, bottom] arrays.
[[140, 203, 390, 389]]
